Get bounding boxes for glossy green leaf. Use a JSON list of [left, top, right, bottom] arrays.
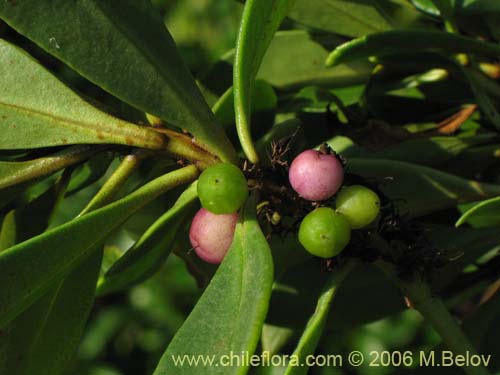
[[284, 261, 357, 375], [154, 194, 274, 375], [373, 134, 496, 166], [0, 249, 102, 375], [349, 158, 500, 218], [234, 0, 296, 162], [9, 150, 143, 375], [456, 196, 500, 227], [0, 2, 235, 162], [201, 31, 372, 94], [0, 169, 100, 375], [0, 165, 198, 328], [326, 30, 500, 67], [0, 39, 165, 151], [259, 31, 372, 90], [289, 0, 432, 37], [0, 146, 97, 191], [97, 183, 198, 295]]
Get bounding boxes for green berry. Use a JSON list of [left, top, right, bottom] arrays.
[[298, 207, 351, 258], [197, 163, 248, 214], [335, 185, 381, 229]]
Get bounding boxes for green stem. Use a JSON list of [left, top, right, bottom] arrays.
[[371, 233, 491, 375], [284, 258, 359, 375], [78, 152, 146, 216], [155, 127, 221, 169], [0, 145, 101, 190]]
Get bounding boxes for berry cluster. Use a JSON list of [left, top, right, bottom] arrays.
[[188, 148, 380, 264], [290, 149, 380, 258]]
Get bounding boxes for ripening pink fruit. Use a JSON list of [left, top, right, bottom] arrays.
[[189, 208, 238, 264], [288, 149, 344, 201]]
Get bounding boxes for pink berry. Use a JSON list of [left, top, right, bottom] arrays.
[[288, 149, 344, 201], [189, 208, 238, 264]]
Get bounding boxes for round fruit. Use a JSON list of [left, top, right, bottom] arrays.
[[298, 207, 351, 258], [197, 163, 248, 214], [288, 149, 344, 201], [335, 185, 381, 229], [189, 208, 238, 264]]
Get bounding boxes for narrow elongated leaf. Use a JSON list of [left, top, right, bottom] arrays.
[[326, 30, 500, 67], [260, 32, 372, 90], [284, 261, 357, 375], [349, 158, 500, 218], [154, 194, 274, 375], [201, 31, 372, 94], [234, 0, 296, 162], [0, 1, 235, 161], [373, 134, 496, 165], [0, 146, 97, 191], [97, 183, 198, 295], [1, 151, 139, 375], [289, 0, 431, 37], [0, 39, 165, 150], [0, 249, 102, 375], [0, 165, 198, 328], [456, 196, 500, 227], [213, 80, 277, 147], [0, 169, 99, 375]]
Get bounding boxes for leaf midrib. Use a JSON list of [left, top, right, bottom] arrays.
[[0, 99, 164, 148], [89, 1, 211, 129]]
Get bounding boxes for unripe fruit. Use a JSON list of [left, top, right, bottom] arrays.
[[288, 150, 344, 201], [189, 208, 238, 264], [197, 163, 248, 214], [335, 185, 381, 229], [298, 207, 351, 258]]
